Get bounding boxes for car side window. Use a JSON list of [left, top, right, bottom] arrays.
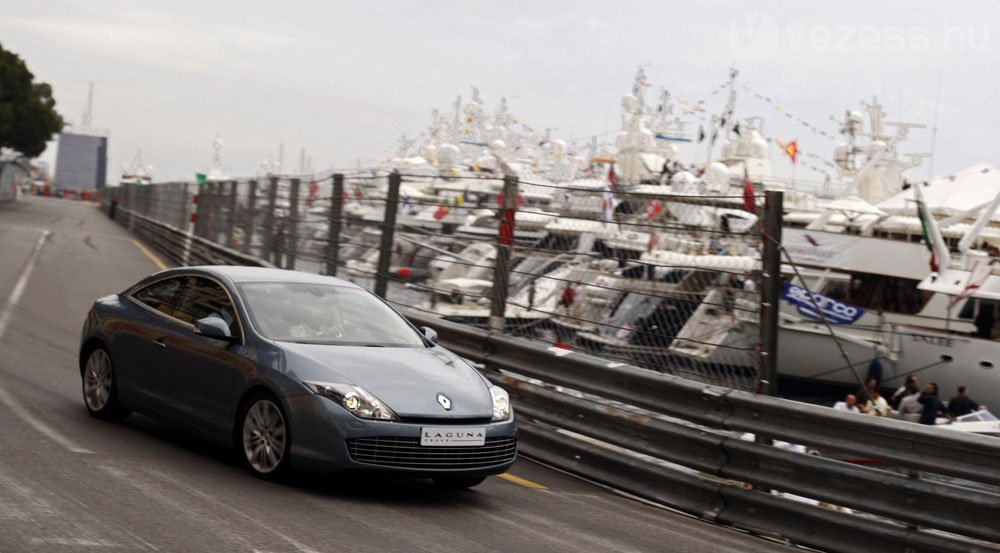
[[131, 277, 184, 318], [173, 277, 239, 334]]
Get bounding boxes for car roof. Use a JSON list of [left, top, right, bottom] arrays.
[[173, 266, 362, 288]]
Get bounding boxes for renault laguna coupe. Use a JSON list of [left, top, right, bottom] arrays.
[[79, 266, 516, 487]]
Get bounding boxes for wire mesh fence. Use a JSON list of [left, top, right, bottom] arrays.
[[101, 171, 770, 391]]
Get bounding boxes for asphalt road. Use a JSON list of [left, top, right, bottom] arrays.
[[0, 196, 794, 553]]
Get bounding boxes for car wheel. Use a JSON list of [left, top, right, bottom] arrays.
[[82, 347, 132, 421], [434, 476, 487, 489], [240, 393, 291, 479]]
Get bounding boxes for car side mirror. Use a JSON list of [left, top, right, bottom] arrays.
[[195, 317, 235, 341], [421, 326, 438, 344]]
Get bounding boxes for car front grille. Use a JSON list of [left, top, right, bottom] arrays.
[[346, 436, 517, 469]]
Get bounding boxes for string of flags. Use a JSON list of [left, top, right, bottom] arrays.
[[740, 85, 839, 142]]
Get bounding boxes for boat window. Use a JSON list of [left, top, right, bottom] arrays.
[[958, 298, 977, 320], [847, 274, 929, 315]]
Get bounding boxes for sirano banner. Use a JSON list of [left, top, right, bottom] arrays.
[[781, 282, 865, 325]]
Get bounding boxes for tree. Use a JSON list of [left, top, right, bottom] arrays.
[[0, 43, 64, 158]]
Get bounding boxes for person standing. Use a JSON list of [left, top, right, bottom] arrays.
[[918, 383, 951, 425], [947, 386, 980, 417], [895, 383, 922, 423], [890, 375, 918, 409]]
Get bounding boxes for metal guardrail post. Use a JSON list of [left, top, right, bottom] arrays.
[[374, 171, 401, 299], [490, 175, 518, 331], [287, 177, 300, 269], [193, 183, 206, 238], [262, 176, 278, 263], [758, 190, 782, 396], [242, 180, 257, 254], [127, 184, 136, 231], [225, 180, 238, 249], [326, 174, 344, 276]]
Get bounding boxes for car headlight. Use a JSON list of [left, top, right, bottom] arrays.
[[303, 381, 399, 421], [490, 385, 511, 421]]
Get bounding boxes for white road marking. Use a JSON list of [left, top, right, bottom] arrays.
[[29, 537, 118, 548], [0, 229, 94, 455]]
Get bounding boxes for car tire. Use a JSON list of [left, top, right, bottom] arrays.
[[238, 392, 292, 479], [433, 476, 487, 489], [81, 346, 132, 422]]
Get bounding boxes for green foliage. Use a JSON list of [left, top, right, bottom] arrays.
[[0, 43, 64, 158]]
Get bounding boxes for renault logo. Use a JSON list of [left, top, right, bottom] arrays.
[[436, 393, 452, 410]]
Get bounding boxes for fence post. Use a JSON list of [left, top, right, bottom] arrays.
[[127, 183, 136, 231], [287, 177, 301, 269], [758, 190, 783, 396], [326, 174, 345, 276], [374, 172, 401, 299], [242, 180, 257, 254], [262, 177, 278, 263], [225, 180, 238, 249], [490, 175, 518, 332]]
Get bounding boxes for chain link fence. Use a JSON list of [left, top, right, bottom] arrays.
[[101, 171, 771, 391]]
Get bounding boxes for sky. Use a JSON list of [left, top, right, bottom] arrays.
[[2, 0, 999, 186]]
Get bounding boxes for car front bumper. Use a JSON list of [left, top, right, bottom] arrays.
[[284, 393, 518, 476]]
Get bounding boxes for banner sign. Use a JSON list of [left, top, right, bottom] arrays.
[[782, 282, 865, 325]]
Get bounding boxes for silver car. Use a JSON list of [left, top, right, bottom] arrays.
[[79, 266, 517, 487]]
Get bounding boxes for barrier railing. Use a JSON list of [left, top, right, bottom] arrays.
[[404, 309, 1000, 553]]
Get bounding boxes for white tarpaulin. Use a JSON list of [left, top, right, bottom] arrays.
[[878, 163, 1000, 220]]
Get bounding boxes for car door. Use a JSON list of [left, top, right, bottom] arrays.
[[164, 276, 250, 438], [115, 276, 187, 412]]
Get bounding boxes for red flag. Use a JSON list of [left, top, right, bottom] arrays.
[[433, 204, 449, 221], [742, 167, 756, 213], [784, 140, 798, 164], [646, 199, 663, 219], [306, 180, 319, 207], [608, 165, 617, 186]]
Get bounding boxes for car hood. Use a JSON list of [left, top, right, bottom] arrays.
[[281, 343, 492, 419]]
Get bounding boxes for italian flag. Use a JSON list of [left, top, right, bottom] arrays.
[[914, 182, 950, 273], [916, 196, 938, 272]]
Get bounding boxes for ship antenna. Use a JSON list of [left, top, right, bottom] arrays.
[[928, 71, 942, 179]]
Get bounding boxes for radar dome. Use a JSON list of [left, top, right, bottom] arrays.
[[621, 94, 639, 113]]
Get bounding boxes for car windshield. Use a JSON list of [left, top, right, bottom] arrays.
[[239, 282, 425, 347]]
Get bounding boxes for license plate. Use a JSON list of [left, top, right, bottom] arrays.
[[420, 427, 486, 447]]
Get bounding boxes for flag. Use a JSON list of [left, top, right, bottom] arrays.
[[462, 188, 470, 205], [608, 165, 617, 187], [733, 123, 741, 136], [455, 193, 464, 207], [742, 167, 756, 213], [647, 199, 663, 219], [784, 140, 798, 164], [195, 173, 207, 185], [305, 180, 319, 207], [711, 129, 719, 144], [646, 230, 660, 254], [402, 195, 412, 210], [697, 125, 706, 143], [914, 182, 950, 273], [354, 188, 364, 199], [957, 261, 991, 302], [433, 204, 449, 221]]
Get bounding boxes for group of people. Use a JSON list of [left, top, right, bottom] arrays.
[[833, 375, 983, 425]]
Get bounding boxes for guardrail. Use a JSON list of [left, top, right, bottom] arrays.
[[405, 310, 1000, 553], [106, 203, 1000, 553]]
